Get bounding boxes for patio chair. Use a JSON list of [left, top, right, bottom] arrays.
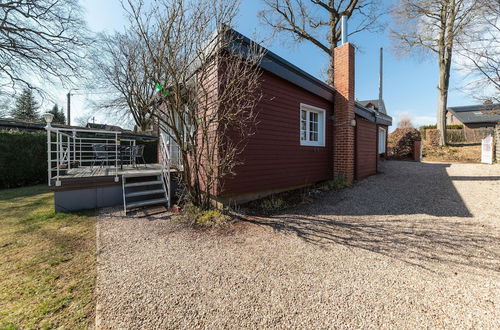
[[91, 144, 110, 168], [131, 145, 146, 168]]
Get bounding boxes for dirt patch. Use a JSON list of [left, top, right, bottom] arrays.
[[423, 143, 481, 162]]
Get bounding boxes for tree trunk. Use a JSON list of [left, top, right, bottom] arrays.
[[437, 70, 448, 146]]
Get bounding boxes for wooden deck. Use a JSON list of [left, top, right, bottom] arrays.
[[58, 164, 164, 178], [50, 164, 179, 191]]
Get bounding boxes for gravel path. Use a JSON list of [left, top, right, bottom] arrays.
[[95, 161, 500, 329]]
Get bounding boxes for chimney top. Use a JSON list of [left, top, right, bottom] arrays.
[[341, 16, 348, 45]]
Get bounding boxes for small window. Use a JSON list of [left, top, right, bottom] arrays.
[[300, 104, 325, 147]]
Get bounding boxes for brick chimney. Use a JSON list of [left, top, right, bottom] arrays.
[[333, 43, 356, 182]]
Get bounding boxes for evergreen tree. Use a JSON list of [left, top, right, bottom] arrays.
[[10, 88, 39, 121], [48, 104, 66, 124]]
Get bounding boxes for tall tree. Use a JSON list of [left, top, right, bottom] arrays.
[[11, 88, 39, 121], [456, 0, 499, 103], [88, 31, 156, 132], [391, 0, 483, 146], [259, 0, 384, 84], [0, 0, 90, 97], [48, 104, 66, 124]]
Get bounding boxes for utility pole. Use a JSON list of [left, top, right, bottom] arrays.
[[66, 92, 71, 126]]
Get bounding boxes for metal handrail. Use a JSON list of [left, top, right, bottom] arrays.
[[46, 126, 125, 186]]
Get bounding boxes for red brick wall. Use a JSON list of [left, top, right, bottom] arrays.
[[221, 69, 333, 197], [333, 43, 356, 182]]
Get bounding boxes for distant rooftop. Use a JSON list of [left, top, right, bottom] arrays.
[[447, 103, 500, 124]]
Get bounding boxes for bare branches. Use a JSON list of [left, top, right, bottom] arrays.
[[456, 0, 499, 102], [259, 0, 384, 84], [0, 0, 91, 97], [87, 31, 156, 131], [259, 1, 383, 49], [391, 0, 484, 146], [123, 0, 264, 209]]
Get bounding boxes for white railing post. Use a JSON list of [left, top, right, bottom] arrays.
[[67, 134, 71, 170], [47, 128, 52, 186], [114, 133, 119, 182], [56, 130, 61, 186], [72, 130, 76, 168]]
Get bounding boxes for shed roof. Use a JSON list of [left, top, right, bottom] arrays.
[[357, 99, 387, 115], [447, 103, 500, 124]]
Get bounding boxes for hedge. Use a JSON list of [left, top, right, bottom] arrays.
[[0, 130, 47, 188], [0, 130, 158, 189]]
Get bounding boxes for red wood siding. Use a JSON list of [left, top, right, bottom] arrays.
[[222, 69, 333, 197], [355, 117, 377, 180]]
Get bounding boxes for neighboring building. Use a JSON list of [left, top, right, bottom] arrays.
[[161, 28, 392, 203], [0, 117, 157, 140], [446, 103, 500, 134], [86, 123, 124, 132]]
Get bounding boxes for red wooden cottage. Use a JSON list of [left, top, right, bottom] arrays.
[[206, 30, 392, 203], [159, 28, 392, 204]]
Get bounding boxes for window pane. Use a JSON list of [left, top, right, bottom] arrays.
[[310, 131, 318, 141], [310, 121, 318, 133], [301, 130, 306, 141], [310, 112, 318, 123]]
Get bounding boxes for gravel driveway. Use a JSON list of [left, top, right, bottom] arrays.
[[95, 161, 500, 329]]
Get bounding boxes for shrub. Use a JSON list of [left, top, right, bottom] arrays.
[[260, 196, 287, 212], [387, 127, 421, 159], [0, 130, 47, 188], [194, 209, 229, 228], [317, 178, 352, 191], [181, 204, 229, 228], [425, 129, 441, 146]]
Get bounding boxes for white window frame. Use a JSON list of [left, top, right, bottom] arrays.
[[378, 127, 386, 154], [299, 103, 326, 147]]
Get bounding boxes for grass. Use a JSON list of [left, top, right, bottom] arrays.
[[0, 185, 96, 329]]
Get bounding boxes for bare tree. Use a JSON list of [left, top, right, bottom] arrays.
[[88, 32, 156, 132], [397, 114, 414, 128], [391, 0, 483, 146], [0, 0, 90, 97], [456, 0, 499, 103], [259, 0, 384, 84], [124, 0, 264, 210]]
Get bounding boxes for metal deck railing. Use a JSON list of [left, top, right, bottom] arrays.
[[45, 126, 139, 186]]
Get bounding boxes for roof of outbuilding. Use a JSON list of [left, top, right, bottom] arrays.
[[447, 103, 500, 124], [357, 99, 387, 115], [355, 102, 392, 126], [0, 117, 157, 139]]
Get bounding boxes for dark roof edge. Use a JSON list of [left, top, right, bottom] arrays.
[[0, 118, 158, 139], [355, 103, 392, 126], [228, 29, 335, 102], [448, 103, 500, 112]]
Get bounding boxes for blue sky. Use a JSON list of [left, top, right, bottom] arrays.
[[67, 0, 476, 129]]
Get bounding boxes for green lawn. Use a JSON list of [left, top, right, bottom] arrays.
[[0, 185, 96, 329]]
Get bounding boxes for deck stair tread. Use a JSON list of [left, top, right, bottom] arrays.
[[126, 189, 165, 198], [124, 180, 162, 188], [122, 172, 170, 214], [127, 197, 169, 208], [122, 171, 162, 178]]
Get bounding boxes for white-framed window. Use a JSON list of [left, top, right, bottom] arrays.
[[300, 103, 326, 147], [378, 127, 386, 154]]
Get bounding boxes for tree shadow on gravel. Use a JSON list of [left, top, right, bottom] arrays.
[[240, 162, 499, 273], [242, 214, 500, 273], [311, 162, 475, 218]]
